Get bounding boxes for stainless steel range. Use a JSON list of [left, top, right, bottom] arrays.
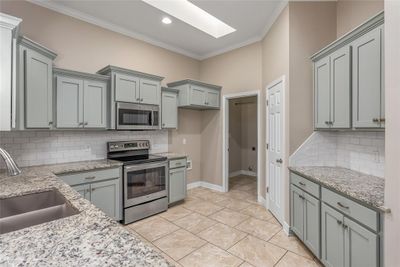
[[107, 140, 168, 224]]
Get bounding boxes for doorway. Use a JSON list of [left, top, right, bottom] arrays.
[[222, 91, 262, 203]]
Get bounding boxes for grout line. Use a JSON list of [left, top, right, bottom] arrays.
[[273, 250, 288, 267]]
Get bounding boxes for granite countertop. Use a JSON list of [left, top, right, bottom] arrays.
[[289, 166, 385, 212], [156, 152, 187, 160], [0, 160, 171, 267]]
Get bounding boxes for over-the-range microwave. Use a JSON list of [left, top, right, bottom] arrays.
[[116, 102, 160, 130]]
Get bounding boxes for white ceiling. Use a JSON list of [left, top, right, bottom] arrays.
[[29, 0, 288, 60]]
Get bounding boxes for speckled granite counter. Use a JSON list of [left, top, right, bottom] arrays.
[[289, 166, 385, 212], [0, 160, 171, 267], [156, 152, 187, 160]]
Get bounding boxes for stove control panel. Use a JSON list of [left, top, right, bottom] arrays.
[[108, 140, 150, 152]]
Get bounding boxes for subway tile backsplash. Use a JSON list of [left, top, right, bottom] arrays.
[[0, 130, 168, 168], [290, 131, 385, 178]]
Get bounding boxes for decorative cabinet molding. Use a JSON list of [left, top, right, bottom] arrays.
[[53, 68, 108, 129], [167, 79, 222, 110], [312, 11, 384, 130], [17, 36, 57, 129], [161, 87, 178, 129]]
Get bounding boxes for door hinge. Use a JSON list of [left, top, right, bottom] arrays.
[[266, 100, 269, 106], [266, 143, 269, 150], [266, 186, 269, 193]]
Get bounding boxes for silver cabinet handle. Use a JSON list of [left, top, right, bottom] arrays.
[[372, 118, 380, 123], [337, 202, 349, 209], [380, 118, 385, 123], [175, 162, 182, 166], [325, 121, 330, 125], [299, 195, 304, 200], [79, 122, 84, 126], [299, 182, 306, 186], [276, 159, 283, 164], [337, 220, 342, 225], [141, 98, 144, 102], [343, 224, 348, 230], [85, 176, 96, 180], [49, 121, 53, 125], [92, 188, 96, 192], [84, 122, 88, 126]]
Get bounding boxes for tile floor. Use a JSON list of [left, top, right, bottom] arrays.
[[125, 175, 323, 267]]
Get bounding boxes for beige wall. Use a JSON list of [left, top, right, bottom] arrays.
[[384, 1, 400, 266], [199, 42, 262, 187], [228, 101, 242, 174], [337, 0, 384, 37], [0, 0, 203, 182]]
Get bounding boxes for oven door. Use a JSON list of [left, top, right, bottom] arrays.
[[116, 102, 160, 130], [124, 161, 168, 207]]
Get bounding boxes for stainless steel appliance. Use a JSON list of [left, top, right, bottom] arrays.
[[107, 140, 168, 224], [116, 102, 160, 130]]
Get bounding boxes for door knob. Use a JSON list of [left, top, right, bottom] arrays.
[[276, 159, 283, 164]]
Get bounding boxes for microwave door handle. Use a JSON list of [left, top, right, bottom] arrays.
[[150, 111, 154, 126]]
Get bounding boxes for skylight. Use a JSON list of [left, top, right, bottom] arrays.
[[142, 0, 236, 38]]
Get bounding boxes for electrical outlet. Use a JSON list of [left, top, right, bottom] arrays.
[[186, 159, 193, 170], [182, 138, 187, 145]]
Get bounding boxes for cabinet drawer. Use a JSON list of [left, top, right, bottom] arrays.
[[290, 172, 320, 198], [59, 167, 120, 186], [321, 187, 379, 231], [169, 158, 187, 169]]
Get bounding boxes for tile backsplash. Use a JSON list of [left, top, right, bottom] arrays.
[[290, 131, 385, 178], [0, 130, 168, 168]]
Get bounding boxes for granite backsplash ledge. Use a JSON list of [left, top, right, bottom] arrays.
[[0, 130, 168, 168]]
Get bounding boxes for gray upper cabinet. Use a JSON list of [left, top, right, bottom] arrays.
[[167, 79, 222, 110], [314, 56, 331, 129], [311, 12, 384, 130], [161, 87, 178, 129], [352, 26, 384, 129], [140, 78, 160, 105], [18, 36, 57, 129], [54, 68, 108, 129], [114, 73, 139, 103]]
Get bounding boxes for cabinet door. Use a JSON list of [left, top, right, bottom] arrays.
[[290, 185, 304, 240], [161, 91, 178, 129], [330, 46, 351, 128], [314, 56, 331, 129], [205, 89, 220, 108], [139, 78, 160, 105], [169, 167, 187, 204], [190, 85, 207, 106], [90, 179, 120, 220], [24, 49, 53, 128], [83, 80, 106, 128], [352, 27, 383, 128], [304, 192, 321, 257], [114, 73, 139, 103], [72, 184, 90, 200], [56, 76, 83, 128], [322, 203, 345, 267], [344, 217, 378, 267]]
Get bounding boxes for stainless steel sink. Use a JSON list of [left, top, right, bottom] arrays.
[[0, 189, 79, 234]]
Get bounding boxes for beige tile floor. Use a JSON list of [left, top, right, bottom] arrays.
[[125, 175, 323, 267]]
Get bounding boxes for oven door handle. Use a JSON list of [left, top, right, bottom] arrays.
[[124, 162, 168, 172]]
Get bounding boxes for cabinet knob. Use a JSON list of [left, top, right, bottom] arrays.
[[141, 98, 144, 102], [372, 118, 380, 123], [337, 220, 342, 225], [325, 121, 330, 125], [48, 121, 53, 125], [276, 158, 283, 164], [162, 123, 165, 127], [380, 118, 385, 123], [79, 122, 84, 126], [84, 122, 88, 126], [299, 182, 306, 186]]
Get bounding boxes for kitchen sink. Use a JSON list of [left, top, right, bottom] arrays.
[[0, 189, 79, 234]]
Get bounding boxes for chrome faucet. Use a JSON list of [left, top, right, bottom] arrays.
[[0, 147, 21, 176]]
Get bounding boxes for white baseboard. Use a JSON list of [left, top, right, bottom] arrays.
[[187, 181, 224, 192], [229, 170, 257, 178], [283, 221, 292, 236], [258, 195, 266, 206]]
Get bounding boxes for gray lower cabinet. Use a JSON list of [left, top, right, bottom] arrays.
[[168, 157, 187, 204], [352, 25, 384, 129], [54, 68, 108, 129], [59, 167, 122, 221], [290, 184, 320, 257], [167, 79, 221, 110], [161, 88, 178, 129], [18, 36, 57, 129], [321, 203, 378, 267]]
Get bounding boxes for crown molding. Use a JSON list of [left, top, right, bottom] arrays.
[[27, 0, 203, 59], [28, 0, 288, 61]]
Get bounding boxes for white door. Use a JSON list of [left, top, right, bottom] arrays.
[[267, 79, 284, 221]]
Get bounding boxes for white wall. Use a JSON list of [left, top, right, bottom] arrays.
[[0, 130, 168, 168], [384, 1, 400, 266], [290, 131, 385, 178]]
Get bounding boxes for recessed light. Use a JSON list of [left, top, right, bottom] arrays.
[[142, 0, 236, 38], [162, 17, 172, 24]]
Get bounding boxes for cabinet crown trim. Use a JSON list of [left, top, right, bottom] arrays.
[[18, 35, 57, 60], [97, 65, 164, 81], [311, 11, 383, 62], [53, 67, 110, 81], [162, 87, 179, 93], [0, 13, 22, 30], [167, 79, 222, 90]]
